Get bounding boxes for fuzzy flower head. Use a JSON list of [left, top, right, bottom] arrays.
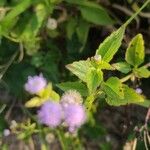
[[64, 104, 86, 132], [25, 74, 47, 94], [135, 88, 142, 94], [38, 101, 63, 128], [61, 90, 83, 108]]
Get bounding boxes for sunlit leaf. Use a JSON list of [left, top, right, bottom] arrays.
[[86, 68, 103, 94], [102, 77, 124, 100], [96, 26, 125, 62], [134, 66, 150, 78], [112, 61, 131, 74], [125, 34, 145, 67], [66, 60, 92, 82], [106, 85, 144, 106]]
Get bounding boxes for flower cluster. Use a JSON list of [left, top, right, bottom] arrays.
[[24, 75, 87, 132], [37, 90, 86, 133]]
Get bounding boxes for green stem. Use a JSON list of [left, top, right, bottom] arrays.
[[124, 0, 150, 27], [21, 106, 49, 150], [120, 74, 133, 83], [56, 129, 66, 150]]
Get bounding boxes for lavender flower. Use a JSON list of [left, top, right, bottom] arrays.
[[61, 90, 83, 108], [135, 88, 142, 94], [38, 101, 63, 128], [64, 104, 86, 132], [25, 74, 47, 94]]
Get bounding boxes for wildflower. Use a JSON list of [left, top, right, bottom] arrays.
[[25, 74, 47, 94], [61, 90, 83, 108], [47, 18, 57, 30], [3, 129, 10, 137], [135, 88, 142, 94], [38, 101, 63, 128], [64, 104, 86, 133]]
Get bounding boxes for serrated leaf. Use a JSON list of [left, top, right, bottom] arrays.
[[86, 68, 103, 94], [65, 0, 114, 25], [125, 34, 145, 67], [106, 85, 144, 106], [103, 77, 124, 99], [57, 81, 88, 96], [96, 26, 125, 62], [112, 61, 131, 74], [135, 66, 150, 78], [66, 60, 92, 82]]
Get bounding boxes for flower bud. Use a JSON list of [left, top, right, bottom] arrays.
[[61, 90, 83, 108]]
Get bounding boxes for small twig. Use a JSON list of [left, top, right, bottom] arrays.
[[112, 4, 140, 28], [120, 74, 133, 83], [144, 130, 149, 150]]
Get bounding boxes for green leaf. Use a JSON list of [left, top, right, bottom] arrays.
[[78, 5, 113, 25], [86, 68, 103, 94], [136, 100, 150, 108], [66, 18, 77, 39], [112, 61, 131, 74], [57, 81, 88, 96], [76, 19, 90, 49], [125, 34, 145, 67], [96, 60, 113, 70], [106, 85, 144, 106], [0, 0, 33, 33], [103, 77, 124, 100], [96, 26, 125, 62], [65, 0, 114, 25], [66, 60, 92, 82], [134, 66, 150, 78]]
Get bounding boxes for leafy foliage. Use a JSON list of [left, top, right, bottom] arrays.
[[0, 0, 150, 149]]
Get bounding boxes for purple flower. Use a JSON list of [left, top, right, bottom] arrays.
[[135, 88, 142, 94], [25, 74, 47, 94], [38, 101, 63, 128], [64, 104, 86, 132]]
